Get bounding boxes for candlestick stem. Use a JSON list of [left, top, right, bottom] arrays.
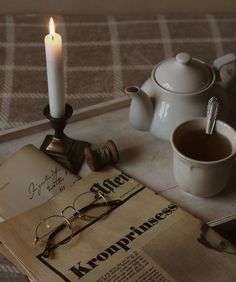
[[40, 104, 90, 174]]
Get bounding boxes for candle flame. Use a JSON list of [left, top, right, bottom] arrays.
[[49, 17, 55, 38]]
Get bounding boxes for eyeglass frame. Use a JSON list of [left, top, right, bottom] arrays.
[[33, 191, 121, 258]]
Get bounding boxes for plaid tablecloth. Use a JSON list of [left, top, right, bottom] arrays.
[[0, 14, 236, 135], [0, 255, 29, 281]]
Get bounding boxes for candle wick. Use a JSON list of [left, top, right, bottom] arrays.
[[51, 34, 54, 40]]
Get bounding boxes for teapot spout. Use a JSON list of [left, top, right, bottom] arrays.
[[125, 86, 154, 131]]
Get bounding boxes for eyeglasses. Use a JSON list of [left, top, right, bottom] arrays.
[[33, 191, 121, 258]]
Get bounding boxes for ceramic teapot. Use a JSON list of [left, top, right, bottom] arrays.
[[125, 52, 236, 140]]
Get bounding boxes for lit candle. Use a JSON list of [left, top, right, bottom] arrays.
[[44, 17, 65, 118]]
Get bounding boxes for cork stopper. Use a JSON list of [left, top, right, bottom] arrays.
[[84, 140, 119, 171]]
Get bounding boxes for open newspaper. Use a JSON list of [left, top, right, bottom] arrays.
[[0, 149, 236, 281]]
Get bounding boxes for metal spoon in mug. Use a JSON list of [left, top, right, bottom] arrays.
[[206, 96, 219, 135]]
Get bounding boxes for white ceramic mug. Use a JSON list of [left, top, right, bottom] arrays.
[[171, 118, 236, 197]]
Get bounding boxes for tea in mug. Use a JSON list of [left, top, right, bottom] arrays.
[[177, 129, 232, 161]]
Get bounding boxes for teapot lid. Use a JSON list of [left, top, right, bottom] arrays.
[[154, 52, 213, 94]]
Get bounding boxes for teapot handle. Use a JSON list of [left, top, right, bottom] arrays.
[[213, 53, 236, 89]]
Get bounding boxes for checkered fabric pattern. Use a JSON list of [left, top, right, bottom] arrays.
[[0, 14, 236, 134], [0, 255, 29, 282]]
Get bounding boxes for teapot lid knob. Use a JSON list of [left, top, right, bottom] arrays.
[[176, 52, 192, 64]]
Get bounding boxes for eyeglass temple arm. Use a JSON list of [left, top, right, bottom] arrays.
[[42, 223, 67, 258], [79, 199, 122, 214]]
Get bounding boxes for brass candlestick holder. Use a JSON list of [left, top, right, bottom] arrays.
[[40, 104, 90, 174]]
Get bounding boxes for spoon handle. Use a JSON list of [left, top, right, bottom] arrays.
[[206, 96, 219, 135]]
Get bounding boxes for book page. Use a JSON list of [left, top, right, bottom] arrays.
[[0, 167, 236, 281], [0, 144, 79, 219]]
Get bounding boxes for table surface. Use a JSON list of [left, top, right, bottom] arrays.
[[0, 107, 236, 223]]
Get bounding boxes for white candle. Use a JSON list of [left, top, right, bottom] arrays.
[[44, 17, 65, 118]]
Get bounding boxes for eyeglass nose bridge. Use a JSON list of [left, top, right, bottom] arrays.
[[61, 205, 79, 218]]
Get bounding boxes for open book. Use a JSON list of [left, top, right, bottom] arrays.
[[0, 145, 79, 220], [0, 146, 236, 281]]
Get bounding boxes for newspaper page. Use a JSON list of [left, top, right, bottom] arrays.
[[0, 144, 78, 220], [0, 167, 236, 282]]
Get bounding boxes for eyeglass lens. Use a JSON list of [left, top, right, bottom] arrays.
[[73, 192, 109, 219]]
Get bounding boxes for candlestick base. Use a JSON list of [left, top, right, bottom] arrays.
[[40, 104, 90, 174]]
